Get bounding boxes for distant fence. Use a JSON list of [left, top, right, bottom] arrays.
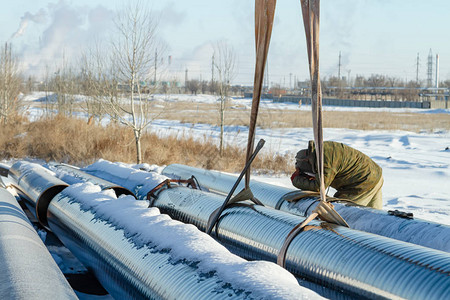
[[243, 93, 433, 109], [243, 92, 273, 100], [278, 96, 430, 109]]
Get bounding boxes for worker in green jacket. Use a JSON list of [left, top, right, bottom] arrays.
[[291, 140, 383, 209]]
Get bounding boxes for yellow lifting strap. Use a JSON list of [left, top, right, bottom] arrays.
[[300, 0, 348, 227], [244, 0, 276, 189]]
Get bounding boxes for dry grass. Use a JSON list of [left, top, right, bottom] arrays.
[[0, 115, 290, 173]]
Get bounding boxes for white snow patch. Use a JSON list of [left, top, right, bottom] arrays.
[[82, 159, 169, 199]]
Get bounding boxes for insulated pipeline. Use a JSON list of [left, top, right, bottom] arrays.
[[152, 186, 450, 300], [50, 163, 135, 198], [8, 161, 68, 228], [162, 164, 450, 253], [0, 188, 78, 299], [10, 163, 313, 299]]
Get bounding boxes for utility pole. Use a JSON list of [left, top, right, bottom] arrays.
[[416, 53, 420, 84], [427, 49, 433, 87], [347, 70, 351, 87], [289, 73, 292, 90], [185, 68, 188, 93], [436, 54, 439, 88]]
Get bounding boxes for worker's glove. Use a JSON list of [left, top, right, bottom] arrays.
[[290, 169, 300, 182]]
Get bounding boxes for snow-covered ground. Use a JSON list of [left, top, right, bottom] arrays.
[[21, 92, 450, 225]]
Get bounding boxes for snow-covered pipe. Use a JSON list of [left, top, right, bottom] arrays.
[[8, 161, 68, 228], [162, 164, 450, 253], [48, 190, 261, 299], [152, 186, 450, 300], [0, 187, 78, 299], [49, 163, 135, 198], [82, 160, 168, 200]]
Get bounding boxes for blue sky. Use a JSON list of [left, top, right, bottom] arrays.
[[2, 0, 449, 86]]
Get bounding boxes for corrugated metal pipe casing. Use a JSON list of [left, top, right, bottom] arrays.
[[153, 186, 450, 300], [50, 164, 135, 197], [47, 189, 267, 300], [0, 188, 78, 299], [8, 161, 68, 228], [162, 164, 450, 253]]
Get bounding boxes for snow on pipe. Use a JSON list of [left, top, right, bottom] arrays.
[[49, 163, 135, 198], [9, 162, 319, 300], [82, 160, 169, 200], [0, 187, 78, 299], [152, 186, 450, 300], [8, 161, 68, 229], [47, 190, 259, 299], [162, 164, 450, 253]]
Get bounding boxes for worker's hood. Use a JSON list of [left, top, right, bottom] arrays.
[[295, 140, 316, 174]]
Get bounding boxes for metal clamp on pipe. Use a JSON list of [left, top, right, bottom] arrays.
[[147, 176, 200, 207]]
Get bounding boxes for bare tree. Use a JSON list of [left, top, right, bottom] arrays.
[[83, 2, 160, 164], [213, 41, 236, 156], [366, 74, 387, 87], [386, 76, 399, 87], [0, 42, 22, 124], [186, 79, 200, 95]]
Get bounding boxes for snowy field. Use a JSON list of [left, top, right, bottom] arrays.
[[22, 92, 450, 225]]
